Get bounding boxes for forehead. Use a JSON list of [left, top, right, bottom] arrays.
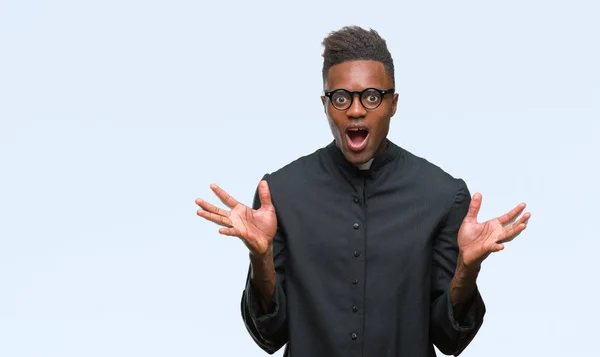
[[325, 60, 392, 91]]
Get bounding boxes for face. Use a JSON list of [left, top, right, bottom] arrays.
[[321, 60, 398, 166]]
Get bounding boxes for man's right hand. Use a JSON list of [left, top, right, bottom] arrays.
[[195, 180, 277, 256]]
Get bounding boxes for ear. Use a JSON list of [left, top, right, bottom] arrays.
[[321, 95, 327, 114], [391, 93, 399, 116]]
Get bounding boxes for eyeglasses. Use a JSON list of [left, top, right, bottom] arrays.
[[324, 88, 395, 111]]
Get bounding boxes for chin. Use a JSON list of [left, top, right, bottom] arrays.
[[343, 147, 375, 165]]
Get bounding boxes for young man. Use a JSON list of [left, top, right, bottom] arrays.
[[196, 26, 530, 357]]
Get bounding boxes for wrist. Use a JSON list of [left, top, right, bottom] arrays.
[[249, 245, 276, 311], [456, 254, 481, 281], [249, 242, 273, 261], [450, 255, 480, 312], [250, 246, 274, 278]]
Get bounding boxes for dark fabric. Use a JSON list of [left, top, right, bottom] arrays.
[[240, 140, 485, 357]]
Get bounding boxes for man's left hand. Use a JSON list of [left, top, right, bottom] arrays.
[[457, 193, 531, 269]]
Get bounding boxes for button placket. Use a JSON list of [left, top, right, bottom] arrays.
[[349, 185, 366, 352]]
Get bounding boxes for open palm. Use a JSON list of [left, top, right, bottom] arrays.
[[195, 180, 277, 256], [458, 193, 531, 267]]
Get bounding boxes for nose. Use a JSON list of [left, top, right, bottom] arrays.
[[346, 94, 367, 119]]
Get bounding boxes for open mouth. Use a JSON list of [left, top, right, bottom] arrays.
[[345, 126, 369, 152]]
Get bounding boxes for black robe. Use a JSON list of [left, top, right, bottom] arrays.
[[241, 139, 485, 357]]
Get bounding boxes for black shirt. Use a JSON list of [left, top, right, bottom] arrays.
[[240, 140, 485, 357]]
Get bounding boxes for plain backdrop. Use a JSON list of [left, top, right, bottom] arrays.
[[1, 1, 598, 356]]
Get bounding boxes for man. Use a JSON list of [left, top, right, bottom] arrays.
[[195, 26, 530, 357]]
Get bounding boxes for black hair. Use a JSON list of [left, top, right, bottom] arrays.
[[322, 26, 395, 85]]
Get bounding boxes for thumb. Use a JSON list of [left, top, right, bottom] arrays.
[[464, 193, 482, 223], [258, 180, 274, 209]]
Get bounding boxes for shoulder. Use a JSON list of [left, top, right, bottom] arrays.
[[264, 147, 324, 182], [254, 145, 329, 202], [399, 146, 469, 202]]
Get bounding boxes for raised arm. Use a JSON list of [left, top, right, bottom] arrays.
[[195, 176, 288, 353], [430, 179, 531, 356], [429, 180, 486, 356]]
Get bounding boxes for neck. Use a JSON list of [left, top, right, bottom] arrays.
[[377, 138, 389, 154], [356, 139, 388, 170]]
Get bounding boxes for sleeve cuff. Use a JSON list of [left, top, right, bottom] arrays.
[[244, 274, 287, 337], [445, 287, 486, 355], [447, 288, 479, 331]]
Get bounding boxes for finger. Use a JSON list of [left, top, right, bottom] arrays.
[[197, 210, 233, 227], [504, 214, 518, 226], [210, 184, 239, 209], [497, 223, 527, 243], [491, 243, 505, 252], [497, 203, 526, 225], [514, 212, 531, 226], [219, 227, 241, 237], [502, 210, 530, 231], [196, 198, 229, 217], [258, 180, 274, 210], [464, 193, 482, 223], [523, 213, 531, 225], [498, 212, 531, 243]]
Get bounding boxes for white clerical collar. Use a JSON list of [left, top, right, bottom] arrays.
[[357, 158, 374, 170]]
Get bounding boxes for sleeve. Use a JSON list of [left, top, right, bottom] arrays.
[[240, 174, 288, 354], [429, 179, 486, 356]]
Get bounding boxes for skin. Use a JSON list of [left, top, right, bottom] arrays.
[[195, 59, 531, 316], [451, 194, 530, 318], [196, 181, 277, 311], [321, 60, 399, 166]]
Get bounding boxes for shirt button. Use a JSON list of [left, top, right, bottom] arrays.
[[352, 306, 359, 312], [353, 196, 359, 204], [353, 250, 361, 257], [353, 223, 360, 230], [352, 278, 358, 285], [351, 333, 358, 340]]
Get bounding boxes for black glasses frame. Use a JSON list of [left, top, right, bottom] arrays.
[[324, 87, 395, 111]]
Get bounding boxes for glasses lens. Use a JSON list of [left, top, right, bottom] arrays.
[[331, 90, 352, 110], [361, 89, 382, 109]]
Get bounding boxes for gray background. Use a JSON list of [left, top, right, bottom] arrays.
[[1, 0, 598, 356]]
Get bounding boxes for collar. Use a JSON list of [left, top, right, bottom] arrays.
[[357, 159, 374, 170], [325, 138, 401, 177]]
